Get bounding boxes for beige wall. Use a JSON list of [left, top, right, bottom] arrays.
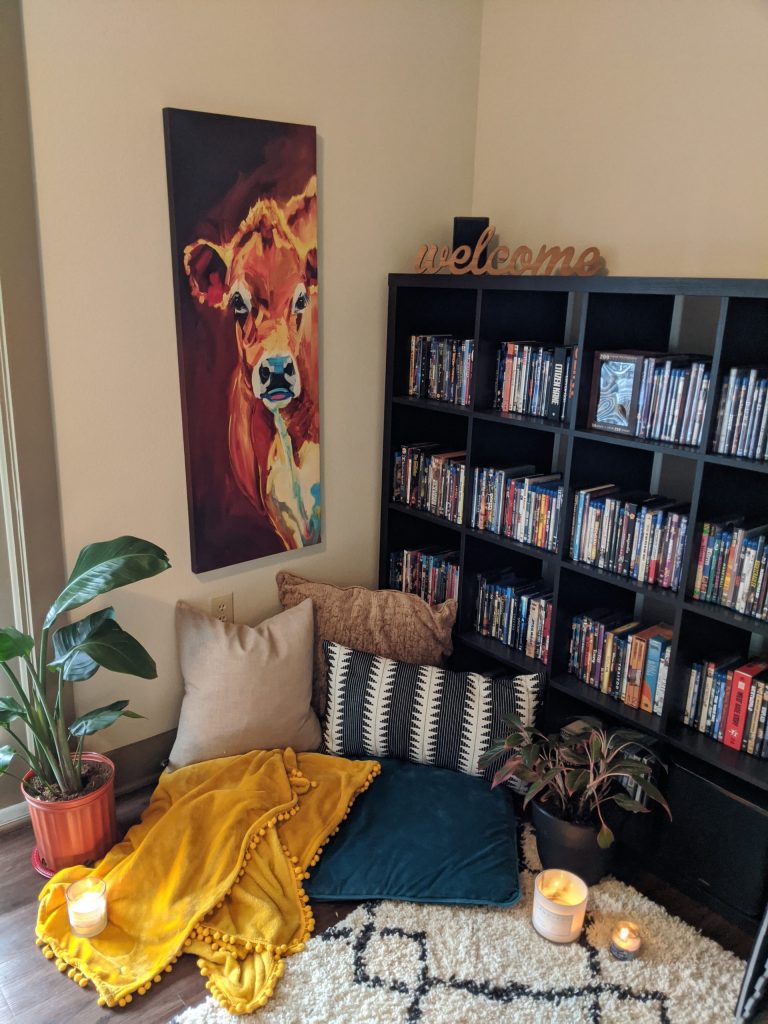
[[20, 0, 482, 750], [18, 0, 768, 761], [473, 0, 768, 277]]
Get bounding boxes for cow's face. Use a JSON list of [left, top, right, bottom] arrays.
[[184, 178, 318, 414]]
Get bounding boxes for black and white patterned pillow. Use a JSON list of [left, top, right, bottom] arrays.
[[322, 640, 542, 789]]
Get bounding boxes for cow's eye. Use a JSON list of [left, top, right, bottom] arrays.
[[230, 291, 249, 316], [292, 284, 309, 314]]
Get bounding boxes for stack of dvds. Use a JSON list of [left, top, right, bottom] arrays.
[[392, 444, 466, 524], [711, 366, 768, 459], [493, 342, 575, 421], [682, 656, 768, 757], [408, 335, 474, 406], [589, 350, 710, 446], [569, 485, 689, 591], [691, 515, 768, 621], [475, 571, 552, 663], [568, 611, 672, 715], [389, 547, 460, 605], [470, 466, 563, 552]]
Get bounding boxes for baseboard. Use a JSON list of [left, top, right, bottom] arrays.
[[0, 729, 178, 833], [108, 728, 177, 796]]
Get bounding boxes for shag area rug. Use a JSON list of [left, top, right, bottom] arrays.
[[173, 829, 744, 1024]]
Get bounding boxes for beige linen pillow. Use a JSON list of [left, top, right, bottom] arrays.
[[168, 598, 321, 769], [275, 571, 457, 716]]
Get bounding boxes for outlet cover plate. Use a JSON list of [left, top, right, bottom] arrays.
[[210, 593, 234, 624]]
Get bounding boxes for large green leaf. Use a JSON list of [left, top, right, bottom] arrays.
[[0, 745, 15, 775], [50, 618, 157, 679], [68, 700, 144, 738], [597, 823, 615, 849], [564, 768, 589, 796], [478, 740, 508, 767], [45, 537, 171, 628], [51, 608, 116, 681], [0, 697, 27, 728], [612, 792, 651, 814], [632, 776, 672, 815], [0, 628, 34, 663], [522, 767, 561, 807], [490, 756, 523, 789]]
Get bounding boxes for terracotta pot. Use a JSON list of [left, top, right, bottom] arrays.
[[532, 797, 613, 886], [21, 752, 118, 873]]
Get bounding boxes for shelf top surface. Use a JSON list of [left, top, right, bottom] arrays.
[[388, 272, 768, 298]]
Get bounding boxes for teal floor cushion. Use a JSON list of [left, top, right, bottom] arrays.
[[306, 758, 520, 906]]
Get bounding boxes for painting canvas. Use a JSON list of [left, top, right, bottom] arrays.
[[164, 108, 320, 572]]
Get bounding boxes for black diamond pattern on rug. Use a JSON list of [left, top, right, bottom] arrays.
[[321, 901, 672, 1023]]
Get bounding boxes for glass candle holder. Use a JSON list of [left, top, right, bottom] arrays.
[[532, 869, 588, 943], [65, 878, 108, 938], [610, 920, 642, 960]]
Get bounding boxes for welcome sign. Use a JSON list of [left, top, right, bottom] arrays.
[[414, 224, 605, 277]]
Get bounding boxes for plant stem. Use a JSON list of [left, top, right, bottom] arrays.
[[5, 725, 47, 780], [0, 662, 62, 786], [24, 650, 78, 793]]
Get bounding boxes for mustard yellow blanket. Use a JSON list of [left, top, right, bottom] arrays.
[[36, 748, 379, 1014]]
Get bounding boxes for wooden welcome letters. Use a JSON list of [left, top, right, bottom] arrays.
[[414, 225, 604, 277]]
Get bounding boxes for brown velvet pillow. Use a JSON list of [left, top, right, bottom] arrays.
[[276, 571, 457, 716]]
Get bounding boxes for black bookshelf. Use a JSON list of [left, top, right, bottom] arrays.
[[379, 273, 768, 927]]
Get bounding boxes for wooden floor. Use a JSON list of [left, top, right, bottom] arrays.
[[0, 787, 756, 1024], [0, 788, 354, 1024]]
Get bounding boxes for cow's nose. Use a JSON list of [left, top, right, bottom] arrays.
[[259, 365, 270, 384], [285, 361, 295, 378]]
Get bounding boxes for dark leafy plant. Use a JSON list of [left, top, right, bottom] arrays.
[[479, 713, 671, 849], [0, 537, 170, 797]]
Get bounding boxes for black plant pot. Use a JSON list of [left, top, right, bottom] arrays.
[[531, 798, 613, 886]]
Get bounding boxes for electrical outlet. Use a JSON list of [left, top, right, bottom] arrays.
[[210, 592, 234, 624]]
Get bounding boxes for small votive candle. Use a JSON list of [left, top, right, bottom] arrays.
[[610, 920, 642, 960], [66, 878, 108, 938], [532, 869, 588, 943]]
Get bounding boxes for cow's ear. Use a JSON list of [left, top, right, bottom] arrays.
[[183, 240, 231, 308], [286, 176, 317, 253], [304, 247, 318, 288]]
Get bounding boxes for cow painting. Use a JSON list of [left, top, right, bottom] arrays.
[[184, 177, 320, 551], [164, 110, 321, 571]]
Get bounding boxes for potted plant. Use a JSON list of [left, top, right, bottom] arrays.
[[0, 536, 170, 872], [479, 715, 671, 885]]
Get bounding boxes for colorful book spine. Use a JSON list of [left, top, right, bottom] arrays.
[[569, 488, 688, 591], [590, 351, 711, 446], [712, 366, 768, 459], [493, 341, 574, 421], [723, 662, 768, 749], [691, 521, 768, 622], [682, 658, 768, 758], [389, 548, 460, 605], [407, 335, 474, 407], [392, 445, 466, 524], [471, 469, 562, 553], [641, 629, 673, 714], [568, 612, 667, 716], [474, 574, 552, 663]]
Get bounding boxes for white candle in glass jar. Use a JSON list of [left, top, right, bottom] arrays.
[[610, 920, 642, 960], [532, 869, 588, 943], [66, 878, 108, 938]]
